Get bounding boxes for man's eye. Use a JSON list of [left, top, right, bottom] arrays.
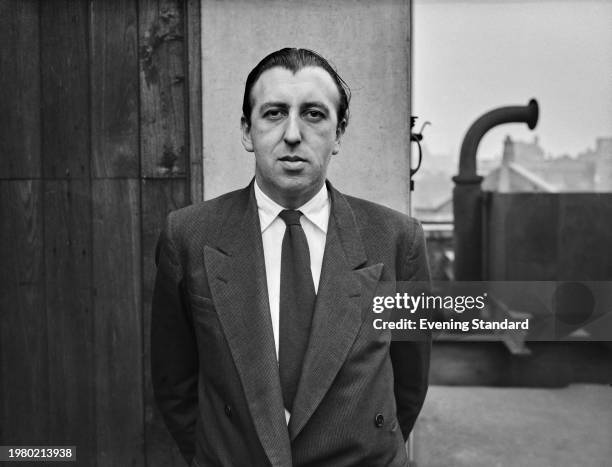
[[263, 109, 284, 120], [304, 110, 325, 121]]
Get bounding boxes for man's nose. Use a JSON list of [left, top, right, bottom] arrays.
[[283, 113, 302, 145]]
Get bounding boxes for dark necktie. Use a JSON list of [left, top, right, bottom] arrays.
[[278, 209, 316, 412]]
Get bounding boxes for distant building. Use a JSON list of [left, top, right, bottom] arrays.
[[412, 135, 612, 224], [590, 138, 612, 191], [414, 197, 453, 224], [415, 136, 558, 223], [511, 135, 612, 192], [511, 135, 546, 164], [481, 136, 558, 193]]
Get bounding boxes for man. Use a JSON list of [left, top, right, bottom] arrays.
[[151, 48, 431, 467]]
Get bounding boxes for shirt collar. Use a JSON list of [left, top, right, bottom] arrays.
[[254, 181, 330, 234]]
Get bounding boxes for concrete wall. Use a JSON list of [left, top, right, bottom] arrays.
[[201, 0, 412, 213]]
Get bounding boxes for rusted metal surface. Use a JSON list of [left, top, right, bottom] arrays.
[[486, 193, 612, 281]]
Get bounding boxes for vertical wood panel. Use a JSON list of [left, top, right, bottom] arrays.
[[90, 1, 146, 463], [0, 181, 47, 444], [44, 180, 95, 462], [139, 0, 187, 178], [186, 0, 203, 201], [91, 0, 139, 178], [0, 0, 41, 178], [40, 0, 90, 179], [40, 0, 94, 461], [139, 1, 190, 462], [141, 178, 188, 467], [92, 179, 144, 466]]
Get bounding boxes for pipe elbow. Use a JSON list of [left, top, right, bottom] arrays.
[[456, 99, 539, 181]]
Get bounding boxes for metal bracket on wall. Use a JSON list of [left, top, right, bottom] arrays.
[[410, 116, 431, 191]]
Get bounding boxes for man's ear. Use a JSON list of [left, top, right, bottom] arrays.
[[332, 118, 347, 155], [241, 115, 254, 152]]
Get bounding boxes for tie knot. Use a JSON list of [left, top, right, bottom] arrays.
[[279, 209, 303, 226]]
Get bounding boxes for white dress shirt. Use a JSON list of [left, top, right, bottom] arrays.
[[254, 181, 330, 422]]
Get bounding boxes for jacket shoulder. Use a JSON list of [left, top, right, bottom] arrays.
[[165, 186, 249, 244], [340, 192, 430, 282], [342, 193, 422, 235]]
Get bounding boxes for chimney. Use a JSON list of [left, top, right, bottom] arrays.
[[502, 135, 515, 165], [596, 137, 612, 157]]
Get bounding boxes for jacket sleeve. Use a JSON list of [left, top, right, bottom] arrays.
[[151, 214, 199, 465], [390, 218, 432, 440]]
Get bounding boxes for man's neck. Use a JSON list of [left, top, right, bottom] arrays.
[[254, 179, 325, 210]]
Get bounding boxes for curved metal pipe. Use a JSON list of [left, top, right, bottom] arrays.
[[455, 99, 539, 183], [453, 99, 539, 280]]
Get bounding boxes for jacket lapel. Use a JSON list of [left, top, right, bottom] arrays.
[[288, 183, 383, 440], [203, 183, 292, 467]]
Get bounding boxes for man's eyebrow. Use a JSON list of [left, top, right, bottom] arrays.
[[259, 102, 288, 112], [257, 101, 332, 114], [301, 101, 330, 110]]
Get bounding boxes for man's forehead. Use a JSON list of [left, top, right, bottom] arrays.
[[251, 66, 341, 107]]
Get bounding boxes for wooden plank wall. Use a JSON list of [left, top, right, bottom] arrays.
[[0, 1, 202, 465]]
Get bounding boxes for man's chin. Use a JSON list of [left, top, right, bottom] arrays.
[[266, 178, 323, 207]]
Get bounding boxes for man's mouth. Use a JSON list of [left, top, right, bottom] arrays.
[[279, 155, 306, 162], [278, 156, 307, 171]]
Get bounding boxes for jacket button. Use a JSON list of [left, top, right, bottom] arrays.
[[374, 413, 384, 428], [224, 404, 232, 418]]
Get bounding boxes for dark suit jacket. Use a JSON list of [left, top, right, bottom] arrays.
[[151, 181, 431, 467]]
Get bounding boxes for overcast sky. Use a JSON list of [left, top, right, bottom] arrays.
[[413, 0, 612, 161]]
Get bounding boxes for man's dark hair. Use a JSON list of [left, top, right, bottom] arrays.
[[242, 48, 351, 129]]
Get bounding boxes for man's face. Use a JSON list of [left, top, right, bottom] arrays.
[[241, 66, 345, 208]]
